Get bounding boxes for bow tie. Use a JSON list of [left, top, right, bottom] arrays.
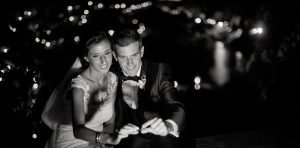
[[121, 75, 140, 82]]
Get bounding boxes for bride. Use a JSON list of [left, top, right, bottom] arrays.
[[41, 31, 135, 148]]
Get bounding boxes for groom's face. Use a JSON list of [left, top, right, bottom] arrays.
[[114, 41, 144, 76]]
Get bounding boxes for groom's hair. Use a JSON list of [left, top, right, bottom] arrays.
[[112, 28, 142, 51]]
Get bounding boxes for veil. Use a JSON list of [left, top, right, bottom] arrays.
[[41, 57, 83, 130]]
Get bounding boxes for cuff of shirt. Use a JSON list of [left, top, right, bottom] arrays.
[[165, 119, 179, 138]]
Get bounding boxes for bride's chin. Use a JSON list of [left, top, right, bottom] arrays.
[[98, 69, 109, 73]]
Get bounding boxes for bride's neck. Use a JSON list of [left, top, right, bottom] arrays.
[[84, 68, 108, 84]]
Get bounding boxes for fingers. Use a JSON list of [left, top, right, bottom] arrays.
[[150, 118, 163, 129], [140, 118, 168, 136], [154, 122, 168, 136], [154, 121, 164, 131], [141, 117, 158, 129], [122, 123, 139, 131], [118, 123, 139, 136], [111, 123, 140, 145], [141, 122, 167, 136], [141, 117, 163, 130], [118, 119, 169, 137], [141, 127, 156, 135], [108, 136, 123, 145]]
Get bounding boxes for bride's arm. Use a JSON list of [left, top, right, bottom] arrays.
[[72, 87, 101, 143], [72, 86, 120, 145]]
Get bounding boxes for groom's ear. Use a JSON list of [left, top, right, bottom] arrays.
[[140, 46, 144, 58], [112, 51, 118, 61]]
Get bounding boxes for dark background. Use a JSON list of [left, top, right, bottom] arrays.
[[1, 0, 300, 147]]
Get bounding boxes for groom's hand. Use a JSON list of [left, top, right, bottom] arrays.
[[140, 117, 169, 136]]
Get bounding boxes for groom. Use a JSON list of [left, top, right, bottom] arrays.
[[111, 28, 185, 148]]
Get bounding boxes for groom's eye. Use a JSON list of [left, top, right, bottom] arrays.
[[132, 53, 139, 57], [118, 56, 125, 60]]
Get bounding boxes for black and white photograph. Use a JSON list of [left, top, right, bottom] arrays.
[[1, 0, 299, 148]]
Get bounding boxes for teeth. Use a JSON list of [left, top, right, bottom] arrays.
[[101, 65, 107, 68]]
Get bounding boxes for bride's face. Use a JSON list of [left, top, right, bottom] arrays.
[[86, 39, 112, 74]]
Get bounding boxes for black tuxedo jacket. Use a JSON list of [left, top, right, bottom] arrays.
[[114, 60, 185, 133]]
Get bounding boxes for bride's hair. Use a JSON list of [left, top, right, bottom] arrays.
[[79, 31, 112, 69]]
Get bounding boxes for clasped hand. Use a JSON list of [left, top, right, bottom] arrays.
[[140, 117, 168, 136], [111, 117, 169, 144]]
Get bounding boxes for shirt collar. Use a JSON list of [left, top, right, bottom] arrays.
[[123, 64, 142, 77]]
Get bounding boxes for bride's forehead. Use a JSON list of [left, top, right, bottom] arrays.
[[88, 42, 112, 54]]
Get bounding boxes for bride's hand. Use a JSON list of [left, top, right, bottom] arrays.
[[108, 123, 139, 145]]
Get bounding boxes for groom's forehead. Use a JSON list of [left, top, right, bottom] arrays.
[[116, 45, 141, 56]]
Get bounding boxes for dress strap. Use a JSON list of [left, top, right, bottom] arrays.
[[107, 72, 118, 95], [71, 75, 89, 92]]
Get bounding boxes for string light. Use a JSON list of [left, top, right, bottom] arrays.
[[108, 30, 114, 36], [2, 48, 8, 53], [250, 27, 263, 35], [137, 23, 146, 34], [183, 9, 193, 18], [9, 24, 17, 32], [32, 133, 37, 139], [123, 1, 152, 13], [114, 4, 121, 9], [45, 41, 51, 47], [74, 5, 81, 10], [88, 1, 93, 6], [32, 98, 36, 104], [132, 19, 138, 24], [217, 22, 224, 27], [84, 9, 89, 15], [58, 38, 64, 44], [41, 39, 46, 44], [194, 76, 201, 84], [235, 51, 243, 60], [206, 18, 216, 25], [81, 15, 86, 19], [97, 3, 103, 9], [194, 76, 201, 90], [74, 36, 80, 43], [32, 83, 39, 90], [67, 5, 73, 11], [170, 9, 180, 15], [120, 3, 126, 9], [35, 37, 40, 43], [174, 81, 178, 88], [3, 1, 265, 58], [7, 65, 12, 70], [195, 18, 201, 24], [81, 18, 87, 24], [130, 4, 138, 10], [46, 30, 51, 35], [69, 16, 75, 22], [17, 16, 23, 21], [24, 10, 32, 16]]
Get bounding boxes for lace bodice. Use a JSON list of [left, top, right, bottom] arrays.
[[69, 72, 118, 131]]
